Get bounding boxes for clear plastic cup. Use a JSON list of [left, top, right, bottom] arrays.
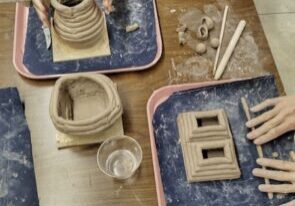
[[97, 135, 142, 180]]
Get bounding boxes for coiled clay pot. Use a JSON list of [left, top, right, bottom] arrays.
[[49, 74, 123, 136], [51, 0, 105, 43]]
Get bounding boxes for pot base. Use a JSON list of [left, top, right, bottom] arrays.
[[56, 116, 123, 149], [51, 14, 111, 62]]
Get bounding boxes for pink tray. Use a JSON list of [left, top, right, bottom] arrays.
[[13, 2, 162, 79], [146, 78, 249, 206]]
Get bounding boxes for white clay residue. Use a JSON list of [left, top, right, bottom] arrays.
[[169, 1, 266, 84], [169, 57, 211, 84], [2, 151, 32, 168]]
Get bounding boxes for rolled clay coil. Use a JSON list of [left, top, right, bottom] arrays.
[[55, 1, 94, 19], [51, 0, 105, 43], [54, 6, 100, 33], [51, 0, 93, 16], [201, 16, 214, 30], [49, 74, 123, 136], [197, 24, 209, 40], [54, 17, 104, 43], [54, 7, 103, 42], [54, 4, 97, 25]]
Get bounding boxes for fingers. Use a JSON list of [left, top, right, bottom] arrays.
[[256, 158, 295, 171], [254, 121, 290, 145], [253, 168, 295, 182], [32, 0, 48, 13], [250, 97, 282, 113], [32, 0, 50, 27], [246, 107, 280, 128], [258, 184, 295, 194], [247, 110, 282, 140]]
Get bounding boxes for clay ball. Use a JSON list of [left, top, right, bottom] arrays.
[[210, 38, 220, 49], [196, 43, 207, 55]]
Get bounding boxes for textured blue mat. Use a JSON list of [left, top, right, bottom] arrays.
[[0, 88, 39, 205], [152, 76, 295, 206], [23, 0, 158, 75]]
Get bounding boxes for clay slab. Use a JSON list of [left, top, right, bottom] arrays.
[[177, 109, 241, 182]]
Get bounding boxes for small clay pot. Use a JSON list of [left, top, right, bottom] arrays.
[[51, 0, 105, 43], [49, 74, 123, 136]]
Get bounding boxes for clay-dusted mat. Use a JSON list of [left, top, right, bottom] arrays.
[[148, 76, 294, 206], [14, 0, 162, 79], [0, 88, 39, 205]]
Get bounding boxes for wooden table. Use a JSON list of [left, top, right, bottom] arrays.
[[0, 0, 284, 205]]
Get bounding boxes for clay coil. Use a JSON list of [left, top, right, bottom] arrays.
[[54, 15, 104, 43], [51, 0, 93, 16], [54, 4, 97, 26], [54, 7, 102, 40]]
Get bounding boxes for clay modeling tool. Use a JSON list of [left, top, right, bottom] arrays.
[[214, 20, 246, 80], [241, 97, 273, 200], [31, 0, 52, 49], [213, 5, 229, 75]]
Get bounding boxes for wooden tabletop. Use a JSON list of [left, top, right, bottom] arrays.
[[0, 0, 284, 205]]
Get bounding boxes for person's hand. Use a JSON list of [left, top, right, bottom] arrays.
[[32, 0, 50, 27], [253, 158, 295, 194], [253, 152, 295, 205], [103, 0, 114, 14], [246, 96, 295, 145]]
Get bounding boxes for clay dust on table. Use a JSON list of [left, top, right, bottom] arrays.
[[168, 0, 266, 85]]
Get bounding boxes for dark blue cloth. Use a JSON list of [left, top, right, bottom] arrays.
[[0, 88, 39, 206], [152, 75, 295, 206], [23, 0, 158, 76]]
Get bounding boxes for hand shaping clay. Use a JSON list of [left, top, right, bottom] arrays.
[[196, 43, 207, 55], [177, 109, 241, 182], [49, 74, 123, 136], [196, 24, 209, 40], [201, 16, 214, 31], [51, 0, 106, 44]]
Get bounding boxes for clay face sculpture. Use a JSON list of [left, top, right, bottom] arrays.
[[51, 0, 105, 44], [49, 74, 123, 136], [196, 24, 209, 40], [201, 16, 214, 31], [177, 109, 241, 182]]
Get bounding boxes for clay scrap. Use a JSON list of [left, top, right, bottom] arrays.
[[177, 109, 241, 182], [49, 74, 123, 148]]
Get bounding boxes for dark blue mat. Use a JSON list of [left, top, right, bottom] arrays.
[[23, 0, 158, 76], [152, 75, 295, 206], [0, 88, 39, 205]]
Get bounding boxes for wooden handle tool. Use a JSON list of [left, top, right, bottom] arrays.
[[213, 5, 229, 75], [214, 20, 246, 80], [241, 97, 273, 200]]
